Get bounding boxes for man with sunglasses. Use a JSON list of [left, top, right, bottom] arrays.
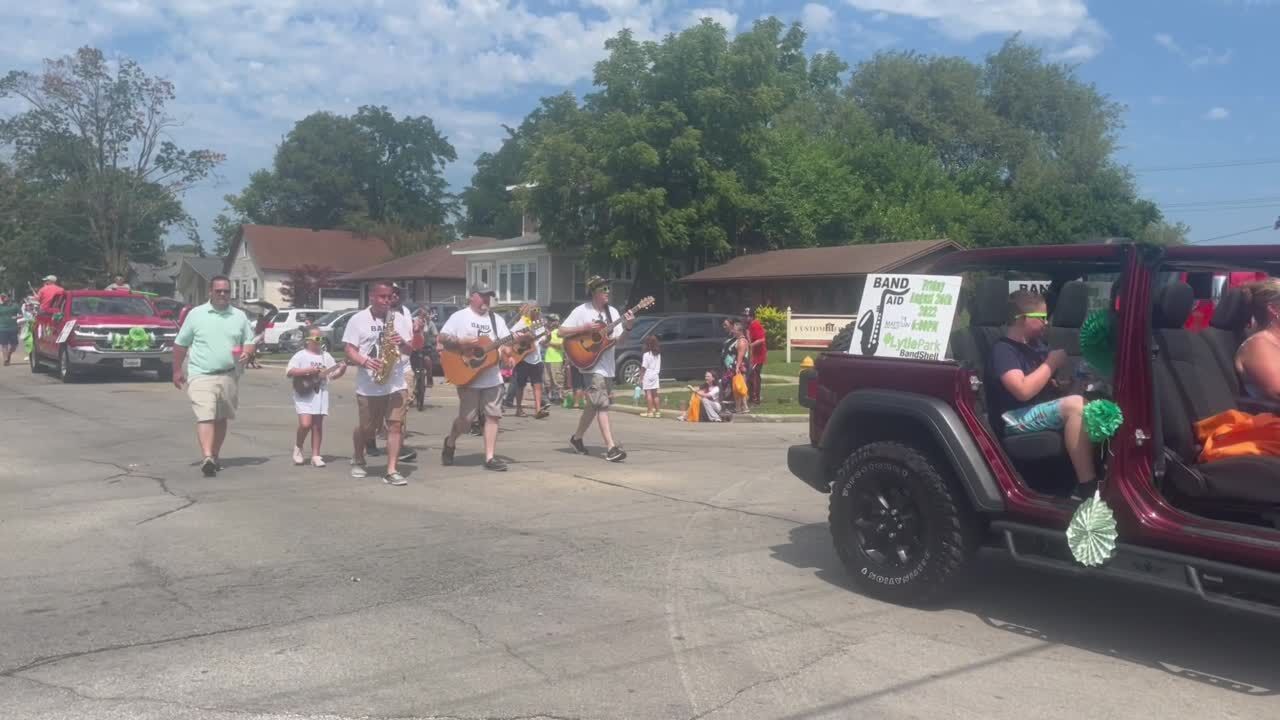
[[986, 290, 1096, 497], [172, 275, 256, 477]]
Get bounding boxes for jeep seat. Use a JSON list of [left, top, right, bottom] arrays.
[[1199, 288, 1249, 395], [1047, 280, 1089, 359], [1152, 283, 1280, 506]]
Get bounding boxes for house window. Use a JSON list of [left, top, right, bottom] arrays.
[[610, 260, 635, 282], [573, 262, 587, 300], [498, 261, 537, 303], [249, 279, 257, 300]]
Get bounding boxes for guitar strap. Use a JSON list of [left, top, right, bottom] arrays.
[[488, 311, 499, 341]]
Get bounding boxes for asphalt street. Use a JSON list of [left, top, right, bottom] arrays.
[[1, 363, 1277, 720]]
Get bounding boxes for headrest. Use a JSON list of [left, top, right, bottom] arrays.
[[972, 277, 1011, 327], [1052, 281, 1089, 329], [1210, 288, 1249, 332], [1153, 282, 1194, 329]]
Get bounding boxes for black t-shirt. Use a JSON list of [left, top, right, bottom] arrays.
[[985, 337, 1057, 429]]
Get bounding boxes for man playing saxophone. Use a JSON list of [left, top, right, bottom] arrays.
[[342, 280, 422, 486]]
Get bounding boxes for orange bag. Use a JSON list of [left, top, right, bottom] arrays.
[[1196, 409, 1280, 463], [732, 373, 748, 398], [686, 391, 701, 423]]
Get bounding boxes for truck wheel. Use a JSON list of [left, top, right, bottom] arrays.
[[829, 320, 858, 355], [829, 441, 977, 605], [30, 349, 44, 374], [58, 346, 77, 383]]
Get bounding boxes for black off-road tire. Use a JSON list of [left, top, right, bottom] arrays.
[[829, 320, 858, 355], [829, 440, 978, 605]]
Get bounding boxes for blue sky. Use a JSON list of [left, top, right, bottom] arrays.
[[1, 0, 1277, 247]]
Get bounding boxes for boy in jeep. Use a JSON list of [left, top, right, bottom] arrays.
[[987, 290, 1097, 496]]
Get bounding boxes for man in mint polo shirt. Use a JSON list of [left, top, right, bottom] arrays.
[[173, 275, 255, 476]]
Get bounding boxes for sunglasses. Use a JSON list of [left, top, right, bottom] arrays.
[[1019, 312, 1048, 319]]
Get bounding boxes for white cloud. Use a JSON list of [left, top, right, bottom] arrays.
[[844, 0, 1105, 60], [1153, 31, 1232, 68], [801, 3, 836, 34], [1190, 48, 1233, 67], [1154, 32, 1181, 54], [686, 7, 740, 31], [1203, 106, 1230, 121]]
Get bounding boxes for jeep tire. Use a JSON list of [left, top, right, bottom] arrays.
[[829, 319, 858, 356], [829, 440, 977, 605]]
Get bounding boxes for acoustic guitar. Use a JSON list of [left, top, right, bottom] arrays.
[[510, 326, 550, 365], [440, 319, 542, 386], [563, 297, 656, 371]]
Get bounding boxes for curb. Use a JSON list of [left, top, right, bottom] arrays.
[[609, 402, 805, 423]]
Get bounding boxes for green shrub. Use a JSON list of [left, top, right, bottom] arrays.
[[756, 305, 787, 350]]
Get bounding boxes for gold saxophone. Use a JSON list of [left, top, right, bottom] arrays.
[[371, 319, 400, 384]]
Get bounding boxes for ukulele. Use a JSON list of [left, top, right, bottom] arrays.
[[563, 297, 655, 371], [440, 316, 542, 386]]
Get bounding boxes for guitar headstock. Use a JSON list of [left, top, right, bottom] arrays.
[[632, 296, 656, 313]]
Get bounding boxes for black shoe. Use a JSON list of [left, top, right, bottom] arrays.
[[441, 439, 456, 466], [398, 448, 418, 463], [484, 457, 508, 472], [605, 446, 627, 463], [1072, 480, 1099, 501], [469, 422, 483, 437], [569, 436, 588, 455], [200, 456, 217, 477]]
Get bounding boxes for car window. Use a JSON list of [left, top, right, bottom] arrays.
[[299, 312, 324, 323], [652, 319, 683, 341], [681, 316, 717, 339], [314, 310, 346, 326], [629, 316, 660, 338], [71, 296, 156, 317]]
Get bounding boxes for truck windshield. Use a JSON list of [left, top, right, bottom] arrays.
[[71, 296, 156, 317]]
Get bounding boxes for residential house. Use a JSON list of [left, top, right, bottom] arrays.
[[678, 239, 962, 314], [174, 256, 226, 307], [340, 236, 496, 305], [128, 252, 195, 298], [223, 224, 393, 309]]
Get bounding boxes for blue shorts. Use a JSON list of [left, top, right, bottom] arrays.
[[1001, 399, 1065, 434], [0, 329, 16, 347]]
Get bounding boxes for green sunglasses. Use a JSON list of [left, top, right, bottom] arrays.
[[1019, 312, 1048, 319]]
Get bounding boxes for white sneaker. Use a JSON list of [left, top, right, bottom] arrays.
[[350, 460, 367, 478], [292, 447, 305, 465], [311, 456, 326, 467]]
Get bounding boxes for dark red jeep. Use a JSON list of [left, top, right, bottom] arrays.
[[788, 242, 1280, 616]]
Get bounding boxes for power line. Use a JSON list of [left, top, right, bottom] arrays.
[[1161, 194, 1280, 209], [1166, 203, 1280, 214], [1134, 158, 1280, 173], [1194, 223, 1277, 244]]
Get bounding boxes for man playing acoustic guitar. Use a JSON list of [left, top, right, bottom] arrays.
[[560, 276, 636, 462], [438, 283, 523, 472]]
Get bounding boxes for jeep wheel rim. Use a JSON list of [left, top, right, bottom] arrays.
[[850, 482, 923, 570]]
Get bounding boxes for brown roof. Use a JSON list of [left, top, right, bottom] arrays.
[[339, 236, 499, 281], [225, 225, 394, 274], [679, 239, 961, 283]]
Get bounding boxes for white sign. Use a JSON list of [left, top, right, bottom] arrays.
[[55, 320, 77, 344], [785, 312, 857, 363], [1008, 280, 1113, 312], [848, 274, 962, 361]]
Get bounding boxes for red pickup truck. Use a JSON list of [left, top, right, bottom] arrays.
[[30, 290, 179, 382]]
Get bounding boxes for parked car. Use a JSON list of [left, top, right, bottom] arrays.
[[611, 312, 736, 385], [30, 290, 178, 382], [261, 308, 326, 349], [150, 296, 187, 321], [278, 308, 358, 353], [787, 241, 1280, 618]]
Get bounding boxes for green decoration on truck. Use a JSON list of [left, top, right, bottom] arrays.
[[1083, 399, 1124, 442], [1079, 309, 1115, 377], [1067, 491, 1118, 567], [109, 327, 153, 351]]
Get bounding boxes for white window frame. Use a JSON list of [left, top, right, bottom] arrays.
[[497, 261, 537, 303]]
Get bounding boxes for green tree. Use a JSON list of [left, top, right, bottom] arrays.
[[0, 47, 222, 279], [1135, 219, 1191, 245]]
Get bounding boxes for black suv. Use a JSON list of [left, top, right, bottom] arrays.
[[615, 312, 736, 384]]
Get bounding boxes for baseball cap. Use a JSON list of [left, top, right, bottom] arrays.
[[469, 282, 496, 297], [43, 275, 58, 282]]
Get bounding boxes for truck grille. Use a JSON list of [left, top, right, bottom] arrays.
[[73, 328, 177, 351]]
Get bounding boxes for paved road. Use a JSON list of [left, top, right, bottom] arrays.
[[1, 364, 1277, 720]]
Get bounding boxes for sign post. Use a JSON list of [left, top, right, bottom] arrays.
[[848, 274, 962, 360], [787, 309, 858, 362]]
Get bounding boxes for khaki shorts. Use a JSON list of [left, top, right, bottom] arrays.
[[585, 373, 613, 409], [188, 373, 239, 422], [548, 361, 566, 389], [358, 392, 408, 435], [458, 385, 504, 420]]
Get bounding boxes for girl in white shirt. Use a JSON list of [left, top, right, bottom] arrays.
[[285, 328, 346, 466], [640, 335, 662, 417]]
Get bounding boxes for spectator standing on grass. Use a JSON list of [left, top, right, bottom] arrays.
[[172, 275, 255, 477], [0, 293, 21, 366], [285, 327, 346, 466], [640, 334, 662, 417], [744, 307, 767, 405], [731, 320, 750, 413]]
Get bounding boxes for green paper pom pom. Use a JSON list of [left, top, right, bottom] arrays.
[[1067, 492, 1117, 567], [1079, 309, 1115, 376], [1083, 399, 1124, 442]]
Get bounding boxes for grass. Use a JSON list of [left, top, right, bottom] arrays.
[[617, 379, 808, 415]]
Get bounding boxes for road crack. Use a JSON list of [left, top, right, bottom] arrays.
[[570, 473, 803, 526], [437, 608, 554, 682], [84, 459, 198, 524]]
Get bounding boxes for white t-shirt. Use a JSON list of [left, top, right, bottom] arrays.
[[439, 307, 511, 389], [341, 308, 413, 397], [641, 351, 661, 390], [565, 302, 625, 378], [704, 384, 721, 408], [510, 316, 544, 366], [287, 349, 337, 415]]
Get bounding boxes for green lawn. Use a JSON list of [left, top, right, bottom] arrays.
[[617, 379, 807, 415]]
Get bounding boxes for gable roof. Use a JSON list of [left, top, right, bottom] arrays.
[[678, 240, 962, 283], [451, 233, 544, 255], [224, 225, 393, 274], [130, 252, 195, 285], [181, 256, 225, 281], [340, 236, 499, 281]]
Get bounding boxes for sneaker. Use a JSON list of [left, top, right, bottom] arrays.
[[350, 460, 368, 479], [469, 422, 483, 437], [311, 456, 326, 467], [484, 457, 508, 472], [534, 407, 550, 419], [569, 436, 588, 455], [605, 446, 627, 463], [200, 456, 217, 477], [441, 438, 456, 466], [292, 446, 305, 465], [383, 472, 408, 486], [398, 448, 418, 463]]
